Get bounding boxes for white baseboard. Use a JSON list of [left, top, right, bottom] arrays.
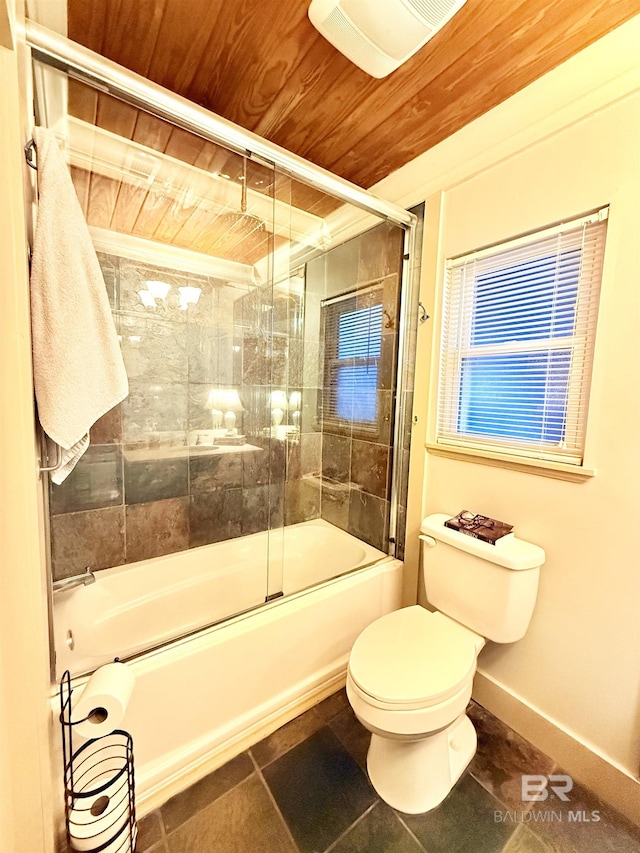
[[136, 670, 347, 817], [473, 670, 640, 828]]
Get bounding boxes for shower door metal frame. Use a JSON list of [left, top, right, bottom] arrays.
[[388, 223, 418, 556]]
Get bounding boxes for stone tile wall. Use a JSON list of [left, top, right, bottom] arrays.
[[49, 214, 413, 579], [49, 253, 309, 580], [305, 220, 406, 553], [233, 284, 322, 531]]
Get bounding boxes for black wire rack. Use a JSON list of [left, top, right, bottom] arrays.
[[60, 670, 137, 852]]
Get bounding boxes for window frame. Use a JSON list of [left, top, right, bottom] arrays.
[[428, 208, 608, 481], [320, 283, 384, 438]]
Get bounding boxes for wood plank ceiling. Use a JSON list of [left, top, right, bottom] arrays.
[[67, 0, 640, 190], [61, 0, 638, 265], [66, 83, 293, 266]]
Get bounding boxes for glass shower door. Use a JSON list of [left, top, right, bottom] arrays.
[[36, 63, 286, 672], [269, 167, 408, 597]]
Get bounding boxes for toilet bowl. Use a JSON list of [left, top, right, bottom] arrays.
[[346, 606, 484, 813], [345, 513, 545, 815]]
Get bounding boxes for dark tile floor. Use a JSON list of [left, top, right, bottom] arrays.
[[136, 691, 640, 853]]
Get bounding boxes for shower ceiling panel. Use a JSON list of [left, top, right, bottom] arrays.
[[66, 0, 640, 189]]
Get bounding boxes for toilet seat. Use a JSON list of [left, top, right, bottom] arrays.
[[348, 606, 477, 711]]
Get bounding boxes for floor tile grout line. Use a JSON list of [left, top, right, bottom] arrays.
[[249, 707, 325, 771], [392, 811, 431, 853], [467, 760, 558, 818], [322, 801, 379, 853], [467, 702, 558, 817], [249, 750, 304, 853], [155, 805, 169, 844], [462, 761, 558, 850], [314, 695, 350, 726], [135, 808, 169, 853], [151, 698, 349, 845], [467, 767, 538, 816], [326, 712, 371, 773], [504, 823, 528, 849], [158, 754, 257, 840]]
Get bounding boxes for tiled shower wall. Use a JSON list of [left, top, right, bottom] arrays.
[[233, 285, 323, 530], [49, 253, 310, 580], [304, 221, 405, 553], [49, 217, 413, 580]]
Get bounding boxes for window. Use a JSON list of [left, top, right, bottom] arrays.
[[436, 208, 608, 467], [322, 286, 383, 433]]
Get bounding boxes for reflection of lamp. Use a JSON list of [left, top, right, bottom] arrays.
[[178, 286, 202, 311], [145, 280, 171, 300], [137, 290, 156, 309], [270, 389, 288, 427], [205, 389, 224, 430], [288, 391, 301, 410], [221, 389, 244, 434], [289, 391, 301, 430]]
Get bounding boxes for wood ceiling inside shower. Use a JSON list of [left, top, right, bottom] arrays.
[[65, 0, 640, 264], [66, 80, 335, 266]]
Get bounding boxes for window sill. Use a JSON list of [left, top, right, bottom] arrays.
[[425, 442, 596, 483]]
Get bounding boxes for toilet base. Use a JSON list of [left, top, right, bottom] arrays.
[[366, 713, 477, 814]]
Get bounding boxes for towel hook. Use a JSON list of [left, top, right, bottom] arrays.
[[24, 138, 38, 170]]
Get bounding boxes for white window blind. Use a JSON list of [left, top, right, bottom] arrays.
[[322, 286, 383, 432], [437, 208, 608, 465]]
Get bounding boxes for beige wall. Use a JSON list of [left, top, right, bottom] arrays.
[[0, 2, 55, 850], [373, 15, 640, 818], [431, 91, 640, 770]]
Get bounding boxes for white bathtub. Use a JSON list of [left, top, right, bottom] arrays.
[[54, 531, 403, 813], [54, 518, 385, 677]]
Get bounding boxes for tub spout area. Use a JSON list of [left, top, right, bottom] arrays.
[[53, 567, 96, 593]]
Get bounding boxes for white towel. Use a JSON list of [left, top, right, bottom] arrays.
[[30, 127, 128, 484]]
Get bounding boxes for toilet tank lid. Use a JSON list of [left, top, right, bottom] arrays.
[[420, 514, 545, 570]]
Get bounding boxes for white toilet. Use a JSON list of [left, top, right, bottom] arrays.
[[346, 512, 545, 814]]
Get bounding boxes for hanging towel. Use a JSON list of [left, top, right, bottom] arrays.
[[30, 126, 129, 484]]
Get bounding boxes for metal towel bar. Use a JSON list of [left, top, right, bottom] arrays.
[[39, 438, 65, 475], [24, 138, 37, 169]]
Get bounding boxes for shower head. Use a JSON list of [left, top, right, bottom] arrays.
[[217, 157, 266, 238]]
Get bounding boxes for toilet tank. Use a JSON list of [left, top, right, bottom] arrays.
[[420, 514, 545, 643]]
